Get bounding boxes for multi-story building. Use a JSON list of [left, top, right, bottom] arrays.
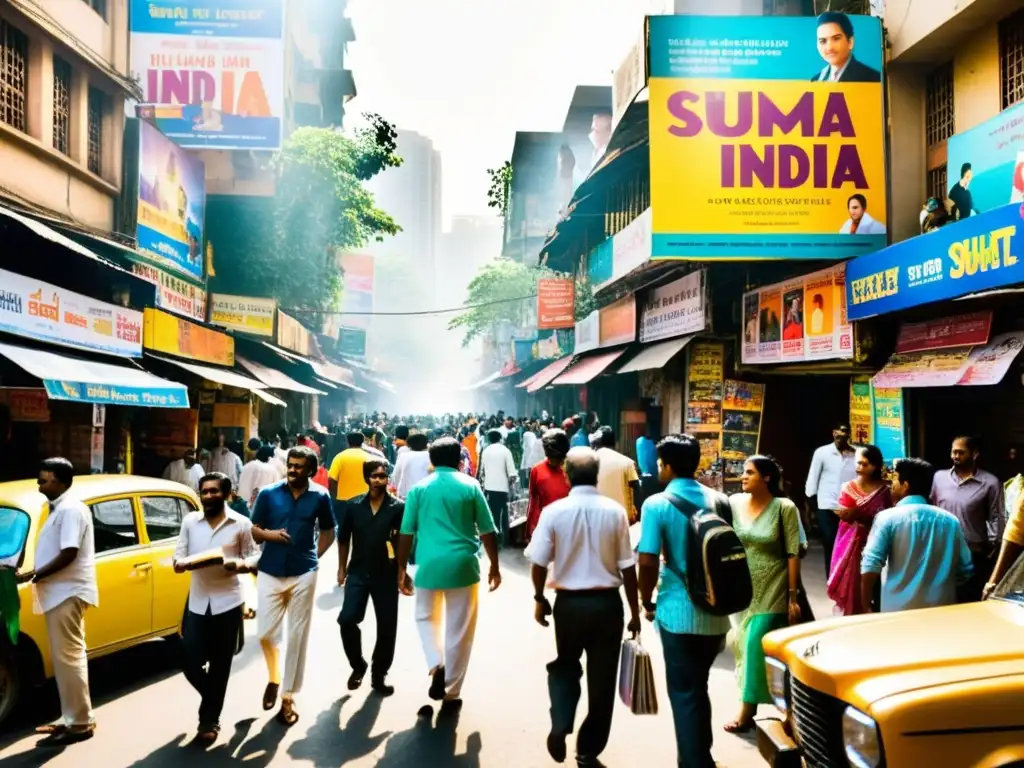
[[436, 214, 504, 308]]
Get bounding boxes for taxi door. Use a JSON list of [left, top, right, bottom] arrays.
[[138, 494, 194, 633], [85, 495, 153, 650]]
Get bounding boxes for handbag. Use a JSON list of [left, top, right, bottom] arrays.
[[777, 506, 814, 624], [618, 637, 659, 715]]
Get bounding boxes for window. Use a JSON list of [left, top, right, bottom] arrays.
[[0, 19, 28, 132], [81, 0, 106, 18], [928, 165, 948, 204], [91, 499, 139, 553], [0, 508, 30, 563], [87, 87, 106, 175], [925, 62, 954, 148], [1001, 8, 1024, 109], [140, 496, 192, 542], [53, 56, 72, 155]]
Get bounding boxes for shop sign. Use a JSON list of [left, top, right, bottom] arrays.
[[873, 331, 1024, 388], [648, 14, 886, 260], [276, 311, 312, 356], [340, 253, 374, 331], [143, 308, 234, 366], [574, 311, 599, 354], [135, 120, 207, 281], [537, 279, 575, 329], [947, 98, 1024, 216], [609, 209, 653, 287], [130, 0, 286, 150], [339, 327, 366, 359], [209, 294, 276, 337], [846, 203, 1024, 320], [43, 378, 189, 408], [640, 270, 705, 343], [721, 380, 765, 489], [895, 311, 992, 355], [742, 263, 853, 364], [0, 268, 143, 357], [871, 386, 906, 463], [599, 295, 636, 347], [0, 388, 50, 422], [686, 341, 725, 491], [849, 375, 873, 445], [131, 262, 207, 322]]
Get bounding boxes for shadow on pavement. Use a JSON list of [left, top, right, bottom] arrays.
[[375, 705, 482, 768], [125, 714, 290, 767], [287, 693, 389, 766], [316, 586, 346, 613]]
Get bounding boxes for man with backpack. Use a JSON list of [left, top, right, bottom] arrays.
[[637, 435, 751, 768]]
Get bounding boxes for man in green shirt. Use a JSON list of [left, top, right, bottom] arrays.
[[397, 437, 502, 711]]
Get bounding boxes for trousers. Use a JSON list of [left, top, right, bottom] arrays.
[[485, 490, 509, 545], [414, 584, 479, 699], [338, 575, 399, 678], [183, 606, 242, 726], [257, 569, 318, 699], [661, 630, 724, 767], [45, 597, 94, 727]]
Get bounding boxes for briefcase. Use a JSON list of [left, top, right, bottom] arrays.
[[618, 637, 658, 715]]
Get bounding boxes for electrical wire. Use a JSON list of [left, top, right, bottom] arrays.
[[279, 294, 539, 317]]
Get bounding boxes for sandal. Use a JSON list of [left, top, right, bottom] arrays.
[[34, 724, 67, 736], [262, 682, 279, 711], [196, 724, 220, 745], [42, 726, 95, 746], [723, 719, 755, 734], [276, 702, 299, 727]]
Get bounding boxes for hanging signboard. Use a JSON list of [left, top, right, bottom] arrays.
[[742, 263, 853, 364], [640, 270, 705, 343], [574, 311, 600, 355], [537, 279, 575, 330], [0, 268, 143, 357], [599, 295, 636, 347], [131, 262, 207, 322], [209, 294, 276, 337], [873, 331, 1024, 388], [686, 340, 725, 491], [894, 311, 992, 355], [143, 308, 234, 366]]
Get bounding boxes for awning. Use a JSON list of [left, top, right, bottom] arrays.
[[312, 361, 366, 392], [147, 354, 268, 392], [872, 331, 1024, 388], [552, 349, 629, 386], [618, 336, 694, 374], [252, 388, 288, 408], [0, 342, 188, 408], [0, 205, 120, 267], [459, 371, 503, 391], [237, 356, 327, 395], [525, 355, 576, 393]]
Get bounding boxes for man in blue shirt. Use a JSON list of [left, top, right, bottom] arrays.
[[252, 446, 336, 727], [861, 457, 973, 613], [635, 426, 659, 508], [637, 435, 729, 768]]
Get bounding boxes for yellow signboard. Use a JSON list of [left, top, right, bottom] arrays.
[[143, 308, 234, 366]]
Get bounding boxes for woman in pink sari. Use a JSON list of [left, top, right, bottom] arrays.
[[826, 445, 891, 615]]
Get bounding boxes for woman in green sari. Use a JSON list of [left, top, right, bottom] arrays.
[[724, 455, 802, 733]]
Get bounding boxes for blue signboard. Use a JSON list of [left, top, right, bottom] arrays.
[[846, 203, 1024, 320], [43, 379, 189, 408], [947, 100, 1024, 217]]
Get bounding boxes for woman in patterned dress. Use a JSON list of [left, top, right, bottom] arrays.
[[724, 455, 802, 733]]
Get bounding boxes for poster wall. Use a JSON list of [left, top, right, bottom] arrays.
[[648, 14, 886, 260], [686, 341, 725, 491], [742, 263, 853, 364], [721, 379, 765, 489], [137, 120, 207, 281], [947, 99, 1024, 216], [130, 0, 286, 150]]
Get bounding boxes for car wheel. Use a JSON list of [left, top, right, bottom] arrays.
[[0, 651, 21, 727]]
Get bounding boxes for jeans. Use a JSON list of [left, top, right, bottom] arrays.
[[338, 574, 399, 678], [485, 490, 509, 545], [661, 630, 724, 767], [547, 590, 624, 761], [816, 507, 840, 573], [183, 606, 242, 727]]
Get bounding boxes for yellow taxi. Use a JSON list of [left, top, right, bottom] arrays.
[[756, 555, 1024, 768], [0, 475, 197, 725]]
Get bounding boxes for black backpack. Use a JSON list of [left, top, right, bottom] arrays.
[[664, 492, 752, 617]]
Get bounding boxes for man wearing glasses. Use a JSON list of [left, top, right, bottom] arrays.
[[337, 456, 408, 695]]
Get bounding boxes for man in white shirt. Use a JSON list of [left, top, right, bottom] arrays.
[[805, 422, 858, 571], [163, 447, 205, 492], [174, 472, 259, 743], [17, 458, 98, 745], [520, 422, 543, 485], [205, 433, 243, 489], [593, 426, 641, 523], [528, 447, 641, 766], [479, 429, 517, 547], [392, 433, 432, 499], [238, 445, 284, 507]]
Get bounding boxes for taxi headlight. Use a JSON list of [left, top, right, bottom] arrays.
[[842, 706, 882, 768], [765, 656, 788, 713]]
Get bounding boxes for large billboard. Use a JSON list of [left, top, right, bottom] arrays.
[[130, 0, 285, 150], [947, 100, 1024, 217], [137, 120, 207, 281], [648, 13, 886, 261]]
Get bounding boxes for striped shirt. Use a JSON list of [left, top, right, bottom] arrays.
[[638, 478, 731, 636]]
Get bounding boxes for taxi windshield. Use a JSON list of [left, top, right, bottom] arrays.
[[0, 507, 30, 564]]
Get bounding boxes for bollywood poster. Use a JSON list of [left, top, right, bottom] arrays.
[[648, 14, 886, 260], [947, 98, 1024, 216], [721, 380, 765, 490], [871, 387, 906, 464], [686, 341, 725, 490], [742, 263, 853, 364], [130, 0, 286, 150], [849, 375, 873, 445]]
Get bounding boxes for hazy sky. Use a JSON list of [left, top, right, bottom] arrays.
[[345, 0, 647, 222]]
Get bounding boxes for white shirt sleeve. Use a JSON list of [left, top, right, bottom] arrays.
[[615, 507, 636, 571], [527, 509, 555, 567], [174, 516, 191, 564], [505, 447, 516, 479], [805, 447, 822, 499]]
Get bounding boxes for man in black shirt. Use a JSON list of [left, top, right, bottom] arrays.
[[336, 456, 405, 695]]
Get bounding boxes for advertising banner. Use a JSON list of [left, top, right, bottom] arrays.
[[340, 253, 374, 331], [537, 279, 575, 329], [608, 208, 653, 288], [209, 294, 276, 336], [0, 268, 143, 357], [895, 311, 992, 355], [850, 375, 873, 445], [947, 99, 1024, 216], [686, 341, 725, 490], [574, 311, 599, 355], [130, 0, 286, 150], [0, 389, 51, 422], [143, 308, 234, 366], [958, 331, 1024, 386], [648, 14, 886, 260], [872, 387, 906, 463], [137, 120, 206, 281], [721, 379, 765, 489], [742, 263, 852, 364], [846, 203, 1024, 320], [873, 331, 1024, 388], [339, 327, 367, 359], [276, 311, 312, 357], [640, 270, 705, 343], [132, 262, 207, 322], [599, 295, 637, 347]]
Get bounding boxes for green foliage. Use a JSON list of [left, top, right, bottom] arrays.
[[486, 161, 513, 218], [209, 115, 401, 330], [447, 258, 593, 347]]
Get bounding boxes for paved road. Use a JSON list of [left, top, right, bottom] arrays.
[[0, 547, 832, 767]]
